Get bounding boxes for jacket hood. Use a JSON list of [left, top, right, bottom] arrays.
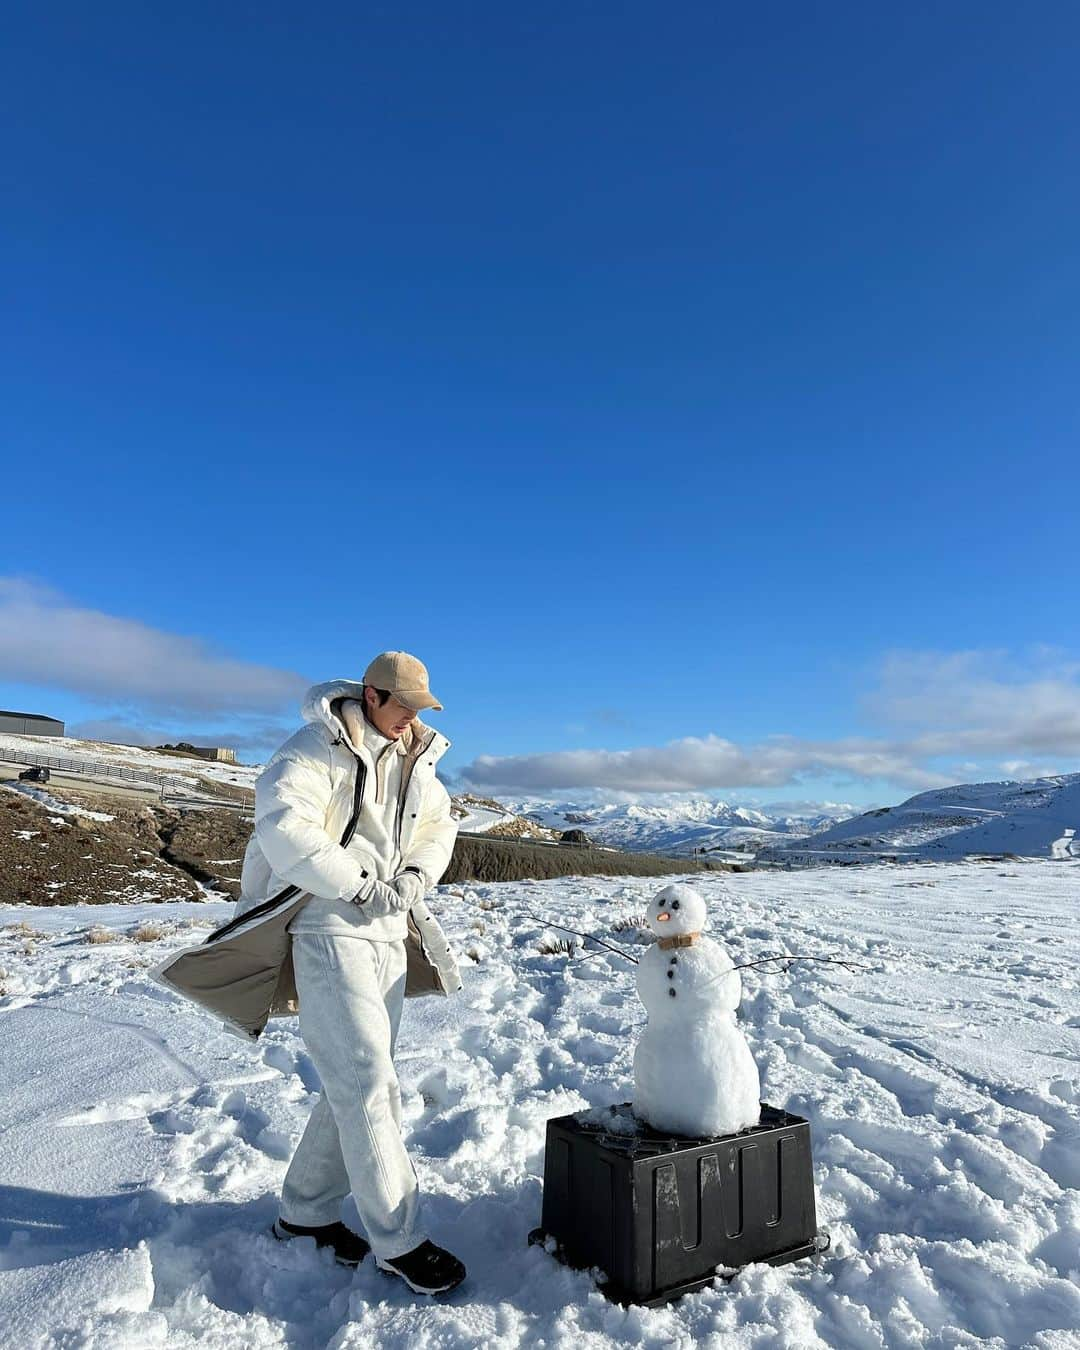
[[301, 679, 451, 761]]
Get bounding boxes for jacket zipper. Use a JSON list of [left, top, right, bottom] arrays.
[[395, 728, 439, 862], [203, 755, 368, 946]]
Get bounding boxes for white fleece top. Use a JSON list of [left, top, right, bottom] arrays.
[[287, 702, 411, 942]]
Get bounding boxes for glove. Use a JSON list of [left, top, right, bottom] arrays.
[[351, 877, 410, 919], [390, 869, 426, 908]]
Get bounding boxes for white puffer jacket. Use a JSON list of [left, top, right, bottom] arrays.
[[237, 679, 458, 920], [150, 679, 461, 1040]]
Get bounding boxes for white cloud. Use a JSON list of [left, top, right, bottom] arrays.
[[866, 647, 1080, 758], [462, 733, 951, 793], [67, 715, 294, 755], [997, 760, 1066, 781], [461, 647, 1080, 793], [0, 576, 308, 715]]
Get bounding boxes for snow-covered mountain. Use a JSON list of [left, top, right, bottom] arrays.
[[495, 795, 856, 855], [757, 772, 1080, 864]]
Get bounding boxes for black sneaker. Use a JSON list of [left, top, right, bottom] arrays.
[[272, 1217, 370, 1267], [376, 1239, 466, 1294]]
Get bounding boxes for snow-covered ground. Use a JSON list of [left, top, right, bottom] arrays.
[[4, 781, 116, 823], [0, 863, 1078, 1348]]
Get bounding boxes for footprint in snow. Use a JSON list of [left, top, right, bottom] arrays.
[[261, 1041, 322, 1093]]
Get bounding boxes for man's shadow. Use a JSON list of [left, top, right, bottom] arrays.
[[0, 1183, 334, 1319], [1, 1176, 557, 1329]]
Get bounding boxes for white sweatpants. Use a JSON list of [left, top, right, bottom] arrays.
[[279, 934, 427, 1259]]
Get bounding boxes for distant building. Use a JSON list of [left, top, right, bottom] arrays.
[[0, 710, 65, 737], [156, 742, 237, 764], [194, 746, 237, 764]]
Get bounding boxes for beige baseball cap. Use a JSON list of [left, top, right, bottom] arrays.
[[362, 650, 444, 712]]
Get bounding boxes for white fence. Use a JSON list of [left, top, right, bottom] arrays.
[[0, 745, 157, 785], [0, 746, 253, 812]]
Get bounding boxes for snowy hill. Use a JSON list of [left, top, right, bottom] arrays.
[[0, 735, 554, 843], [451, 794, 560, 840], [0, 731, 260, 798], [757, 772, 1080, 864], [497, 795, 855, 855], [0, 862, 1076, 1345]]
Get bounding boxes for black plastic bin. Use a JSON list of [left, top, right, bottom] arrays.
[[529, 1102, 827, 1306]]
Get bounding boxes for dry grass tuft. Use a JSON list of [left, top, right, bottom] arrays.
[[2, 921, 41, 938], [86, 926, 120, 944], [130, 923, 166, 943], [537, 936, 580, 957], [611, 912, 650, 934]]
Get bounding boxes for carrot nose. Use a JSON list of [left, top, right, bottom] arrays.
[[656, 911, 671, 922]]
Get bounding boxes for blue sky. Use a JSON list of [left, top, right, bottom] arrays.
[[3, 3, 1079, 807]]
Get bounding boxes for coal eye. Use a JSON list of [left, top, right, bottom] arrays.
[[671, 900, 680, 910]]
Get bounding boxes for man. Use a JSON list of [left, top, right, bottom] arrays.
[[151, 651, 465, 1295]]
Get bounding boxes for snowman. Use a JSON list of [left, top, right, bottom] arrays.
[[632, 882, 761, 1138]]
